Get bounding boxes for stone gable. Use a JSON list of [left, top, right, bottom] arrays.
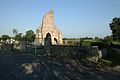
[[35, 10, 63, 45]]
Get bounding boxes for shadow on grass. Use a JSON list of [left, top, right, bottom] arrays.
[[0, 54, 120, 80]]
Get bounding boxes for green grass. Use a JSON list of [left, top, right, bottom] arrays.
[[81, 41, 91, 46], [99, 59, 112, 66], [106, 48, 120, 65]]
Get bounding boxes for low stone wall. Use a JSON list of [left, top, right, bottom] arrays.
[[0, 42, 100, 62], [50, 45, 99, 62], [0, 43, 14, 54]]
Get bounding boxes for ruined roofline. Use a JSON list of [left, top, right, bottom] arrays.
[[39, 10, 61, 32], [42, 9, 54, 20], [48, 9, 54, 14]]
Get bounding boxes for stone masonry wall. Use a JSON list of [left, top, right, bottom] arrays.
[[49, 45, 99, 62], [35, 10, 63, 45]]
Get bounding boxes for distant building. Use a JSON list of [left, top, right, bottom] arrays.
[[35, 10, 63, 45]]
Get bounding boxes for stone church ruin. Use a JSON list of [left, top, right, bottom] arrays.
[[34, 10, 101, 61], [35, 10, 63, 45]]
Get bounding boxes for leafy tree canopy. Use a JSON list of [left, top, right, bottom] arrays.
[[109, 17, 120, 41], [15, 33, 22, 41], [1, 35, 10, 41], [0, 37, 1, 40], [13, 28, 18, 35], [24, 30, 35, 42]]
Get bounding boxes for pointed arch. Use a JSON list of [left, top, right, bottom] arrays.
[[44, 33, 52, 45], [54, 38, 58, 44]]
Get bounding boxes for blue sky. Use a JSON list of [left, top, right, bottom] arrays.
[[0, 0, 120, 38]]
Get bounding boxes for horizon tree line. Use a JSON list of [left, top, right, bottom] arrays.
[[0, 29, 35, 43], [0, 17, 120, 43]]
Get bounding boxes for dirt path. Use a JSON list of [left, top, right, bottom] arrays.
[[0, 54, 120, 80]]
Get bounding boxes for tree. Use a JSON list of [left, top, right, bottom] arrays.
[[104, 35, 113, 45], [109, 17, 120, 41], [24, 30, 35, 42], [95, 37, 99, 40], [1, 35, 10, 41], [15, 33, 23, 41], [0, 36, 1, 41], [13, 28, 18, 35]]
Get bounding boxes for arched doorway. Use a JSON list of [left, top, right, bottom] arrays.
[[54, 38, 58, 44], [44, 33, 52, 45]]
